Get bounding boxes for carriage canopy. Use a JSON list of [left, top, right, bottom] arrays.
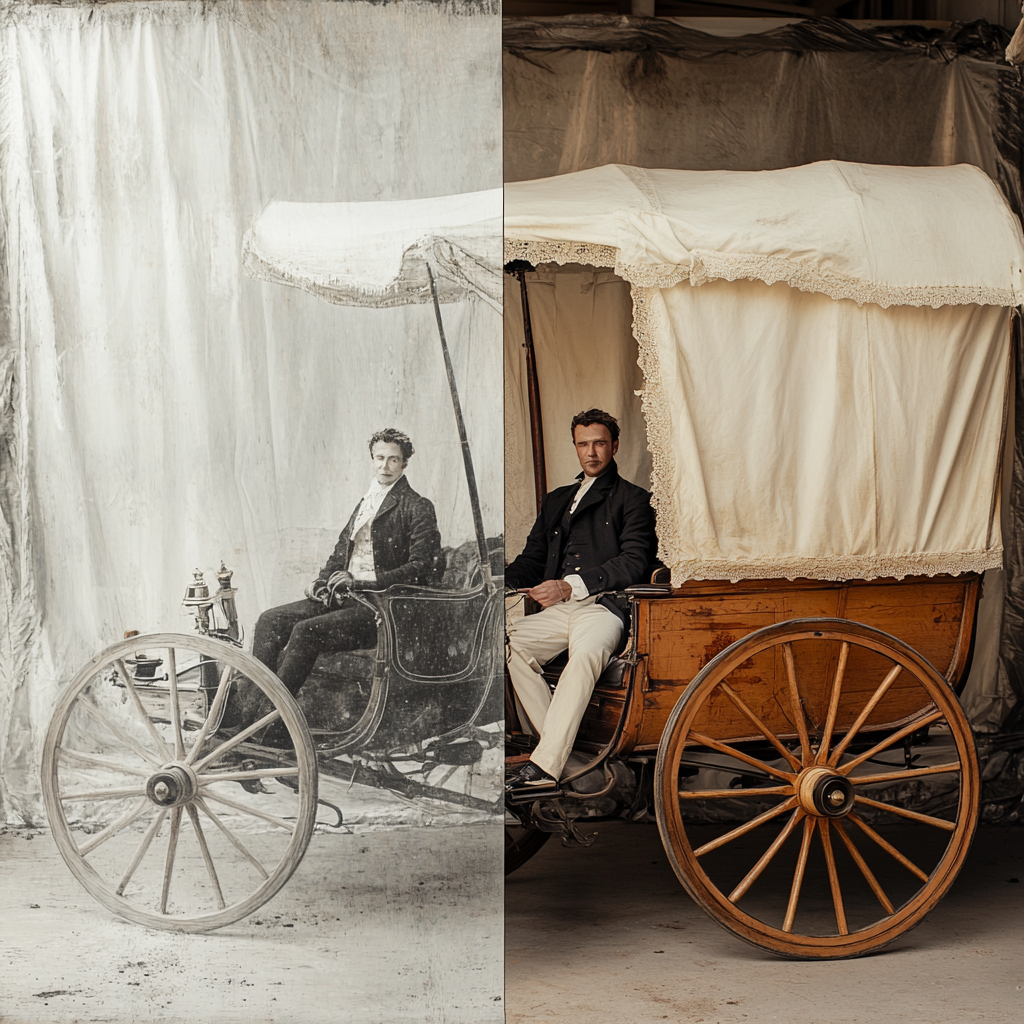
[[505, 162, 1024, 585], [243, 188, 503, 311]]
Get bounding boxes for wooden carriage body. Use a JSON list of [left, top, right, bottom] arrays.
[[575, 574, 979, 758]]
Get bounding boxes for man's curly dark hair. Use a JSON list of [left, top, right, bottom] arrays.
[[570, 408, 620, 443], [368, 428, 415, 463]]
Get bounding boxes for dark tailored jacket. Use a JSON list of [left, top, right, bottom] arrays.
[[316, 475, 442, 590], [505, 461, 657, 628]]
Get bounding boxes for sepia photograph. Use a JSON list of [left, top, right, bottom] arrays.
[[0, 1, 503, 1022]]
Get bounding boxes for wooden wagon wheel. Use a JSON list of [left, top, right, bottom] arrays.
[[41, 633, 318, 932], [654, 618, 980, 959]]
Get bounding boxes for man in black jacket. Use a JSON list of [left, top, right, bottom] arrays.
[[251, 427, 441, 697], [505, 409, 657, 787]]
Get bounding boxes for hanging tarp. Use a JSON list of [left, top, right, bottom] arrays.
[[505, 161, 1024, 585]]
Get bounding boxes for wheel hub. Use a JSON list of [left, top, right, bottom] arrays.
[[796, 766, 854, 818], [146, 763, 197, 807]]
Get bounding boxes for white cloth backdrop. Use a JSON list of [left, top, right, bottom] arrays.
[[0, 1, 501, 824]]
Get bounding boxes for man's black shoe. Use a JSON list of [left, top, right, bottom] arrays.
[[505, 761, 557, 790]]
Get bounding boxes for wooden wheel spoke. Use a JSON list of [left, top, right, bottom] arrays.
[[78, 798, 152, 856], [185, 804, 226, 910], [847, 813, 929, 883], [837, 710, 944, 775], [728, 809, 805, 903], [687, 733, 796, 783], [199, 767, 301, 784], [783, 817, 816, 932], [117, 806, 169, 895], [827, 663, 904, 767], [679, 785, 792, 799], [60, 785, 148, 802], [194, 797, 269, 880], [114, 659, 174, 762], [693, 797, 797, 857], [818, 819, 848, 935], [160, 806, 182, 914], [201, 789, 297, 834], [850, 762, 961, 786], [79, 699, 164, 769], [57, 748, 150, 777], [166, 649, 185, 762], [781, 644, 812, 765], [816, 642, 848, 765], [833, 819, 894, 915], [853, 795, 956, 831], [185, 664, 235, 766], [192, 709, 282, 772], [719, 683, 802, 771]]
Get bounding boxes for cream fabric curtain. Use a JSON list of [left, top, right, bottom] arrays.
[[0, 1, 501, 825], [639, 279, 1009, 583]]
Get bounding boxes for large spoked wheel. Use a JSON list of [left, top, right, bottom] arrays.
[[654, 619, 979, 959], [41, 633, 318, 932]]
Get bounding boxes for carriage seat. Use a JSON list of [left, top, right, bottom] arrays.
[[307, 536, 503, 688], [541, 651, 629, 690]]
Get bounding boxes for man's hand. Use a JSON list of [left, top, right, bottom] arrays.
[[524, 579, 572, 608], [327, 570, 355, 591], [306, 579, 330, 605]]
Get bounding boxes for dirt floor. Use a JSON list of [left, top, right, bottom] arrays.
[[505, 821, 1023, 1024], [0, 818, 503, 1024]]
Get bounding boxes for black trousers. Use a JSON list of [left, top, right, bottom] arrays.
[[251, 597, 377, 696]]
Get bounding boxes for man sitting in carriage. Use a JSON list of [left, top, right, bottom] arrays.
[[250, 427, 443, 702], [504, 409, 658, 788]]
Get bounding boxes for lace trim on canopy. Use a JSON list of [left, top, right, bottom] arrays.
[[665, 548, 1003, 585], [504, 240, 1024, 308]]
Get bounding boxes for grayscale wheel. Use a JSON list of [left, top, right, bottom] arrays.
[[41, 633, 318, 932]]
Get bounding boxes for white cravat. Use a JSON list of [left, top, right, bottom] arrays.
[[350, 477, 397, 535], [569, 473, 598, 514], [348, 477, 399, 581]]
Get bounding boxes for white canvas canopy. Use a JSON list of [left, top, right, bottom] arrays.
[[505, 161, 1024, 584], [243, 189, 503, 311]]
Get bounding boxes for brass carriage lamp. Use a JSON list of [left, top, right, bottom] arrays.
[[182, 568, 214, 634]]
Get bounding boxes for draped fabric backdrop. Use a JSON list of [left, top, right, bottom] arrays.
[[502, 17, 1024, 736], [0, 0, 501, 825]]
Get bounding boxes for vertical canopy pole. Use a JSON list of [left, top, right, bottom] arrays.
[[509, 263, 547, 511], [426, 265, 492, 591]]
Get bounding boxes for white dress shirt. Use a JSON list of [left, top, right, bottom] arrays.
[[563, 473, 601, 600]]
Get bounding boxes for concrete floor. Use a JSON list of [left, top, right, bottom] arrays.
[[0, 819, 503, 1024], [505, 821, 1023, 1024]]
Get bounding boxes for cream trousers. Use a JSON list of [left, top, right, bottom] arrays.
[[506, 596, 623, 779]]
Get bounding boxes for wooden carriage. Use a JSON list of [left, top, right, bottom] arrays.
[[503, 161, 1022, 958]]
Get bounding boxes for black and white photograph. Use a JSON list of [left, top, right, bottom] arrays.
[[0, 2, 503, 1022]]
